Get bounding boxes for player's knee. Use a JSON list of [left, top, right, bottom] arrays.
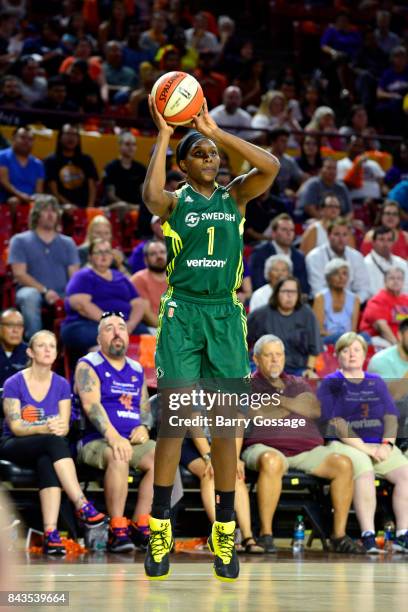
[[258, 452, 285, 474]]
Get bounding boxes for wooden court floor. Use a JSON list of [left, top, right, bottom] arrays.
[[5, 550, 407, 612]]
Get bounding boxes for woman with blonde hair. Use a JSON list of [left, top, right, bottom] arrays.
[[318, 332, 408, 553], [251, 90, 301, 147], [305, 106, 342, 150], [78, 214, 128, 273], [1, 330, 106, 555], [62, 238, 146, 356]]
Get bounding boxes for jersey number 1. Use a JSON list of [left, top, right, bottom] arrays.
[[207, 226, 215, 255]]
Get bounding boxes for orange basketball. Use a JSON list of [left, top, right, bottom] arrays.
[[151, 71, 204, 126]]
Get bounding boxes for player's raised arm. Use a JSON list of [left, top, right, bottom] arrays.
[[192, 99, 280, 213], [142, 95, 178, 219]]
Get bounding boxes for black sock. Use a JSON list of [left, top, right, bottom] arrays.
[[215, 490, 235, 523], [152, 484, 173, 519]]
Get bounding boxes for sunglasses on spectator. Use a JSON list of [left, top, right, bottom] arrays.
[[0, 322, 24, 328], [100, 311, 125, 321]]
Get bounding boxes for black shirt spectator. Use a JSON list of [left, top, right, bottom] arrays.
[[296, 135, 322, 178], [66, 59, 104, 114], [103, 131, 146, 209], [0, 308, 28, 387], [44, 123, 98, 209], [0, 76, 26, 126], [244, 189, 287, 243], [31, 76, 79, 129], [247, 277, 321, 374]]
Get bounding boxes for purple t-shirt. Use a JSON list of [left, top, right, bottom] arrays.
[[320, 26, 362, 59], [2, 371, 71, 437], [378, 68, 408, 96], [63, 267, 138, 324], [318, 370, 399, 443], [78, 351, 144, 443]]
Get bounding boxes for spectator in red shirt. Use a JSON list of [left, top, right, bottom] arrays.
[[359, 267, 408, 348], [360, 200, 408, 259], [131, 240, 167, 326], [239, 334, 364, 554]]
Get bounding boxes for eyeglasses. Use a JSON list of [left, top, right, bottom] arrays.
[[100, 311, 125, 321], [0, 322, 24, 328], [93, 250, 112, 256], [383, 211, 399, 217]]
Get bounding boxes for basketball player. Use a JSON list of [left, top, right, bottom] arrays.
[[143, 97, 280, 581]]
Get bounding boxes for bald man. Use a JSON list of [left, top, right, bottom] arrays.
[[0, 308, 27, 387], [209, 86, 254, 140]]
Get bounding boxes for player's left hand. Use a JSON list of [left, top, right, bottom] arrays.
[[191, 99, 218, 138], [129, 425, 150, 445]]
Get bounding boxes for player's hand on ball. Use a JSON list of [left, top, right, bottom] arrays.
[[148, 95, 174, 136], [191, 99, 218, 138]]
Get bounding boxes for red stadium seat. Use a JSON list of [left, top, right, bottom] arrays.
[[106, 209, 123, 246], [13, 203, 31, 234], [64, 209, 88, 245], [128, 334, 157, 388], [0, 265, 16, 309], [121, 210, 139, 252], [1, 206, 12, 238]]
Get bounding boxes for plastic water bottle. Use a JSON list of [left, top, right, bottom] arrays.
[[384, 521, 395, 552], [293, 515, 305, 553]]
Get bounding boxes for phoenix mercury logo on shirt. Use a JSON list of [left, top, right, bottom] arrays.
[[21, 405, 45, 423], [185, 211, 236, 227]]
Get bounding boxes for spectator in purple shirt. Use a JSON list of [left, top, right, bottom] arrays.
[[321, 12, 362, 104], [0, 330, 106, 555], [75, 313, 155, 553], [61, 238, 146, 358], [377, 46, 408, 135], [318, 332, 408, 553], [321, 13, 362, 62]]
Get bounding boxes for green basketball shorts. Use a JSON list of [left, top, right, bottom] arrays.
[[155, 288, 250, 386]]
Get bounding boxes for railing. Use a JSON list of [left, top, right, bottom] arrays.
[[0, 106, 403, 150]]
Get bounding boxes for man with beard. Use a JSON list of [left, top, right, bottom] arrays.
[[75, 312, 155, 553], [8, 194, 79, 338], [130, 240, 167, 326]]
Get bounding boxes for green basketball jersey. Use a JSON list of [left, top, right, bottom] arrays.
[[162, 183, 245, 298]]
